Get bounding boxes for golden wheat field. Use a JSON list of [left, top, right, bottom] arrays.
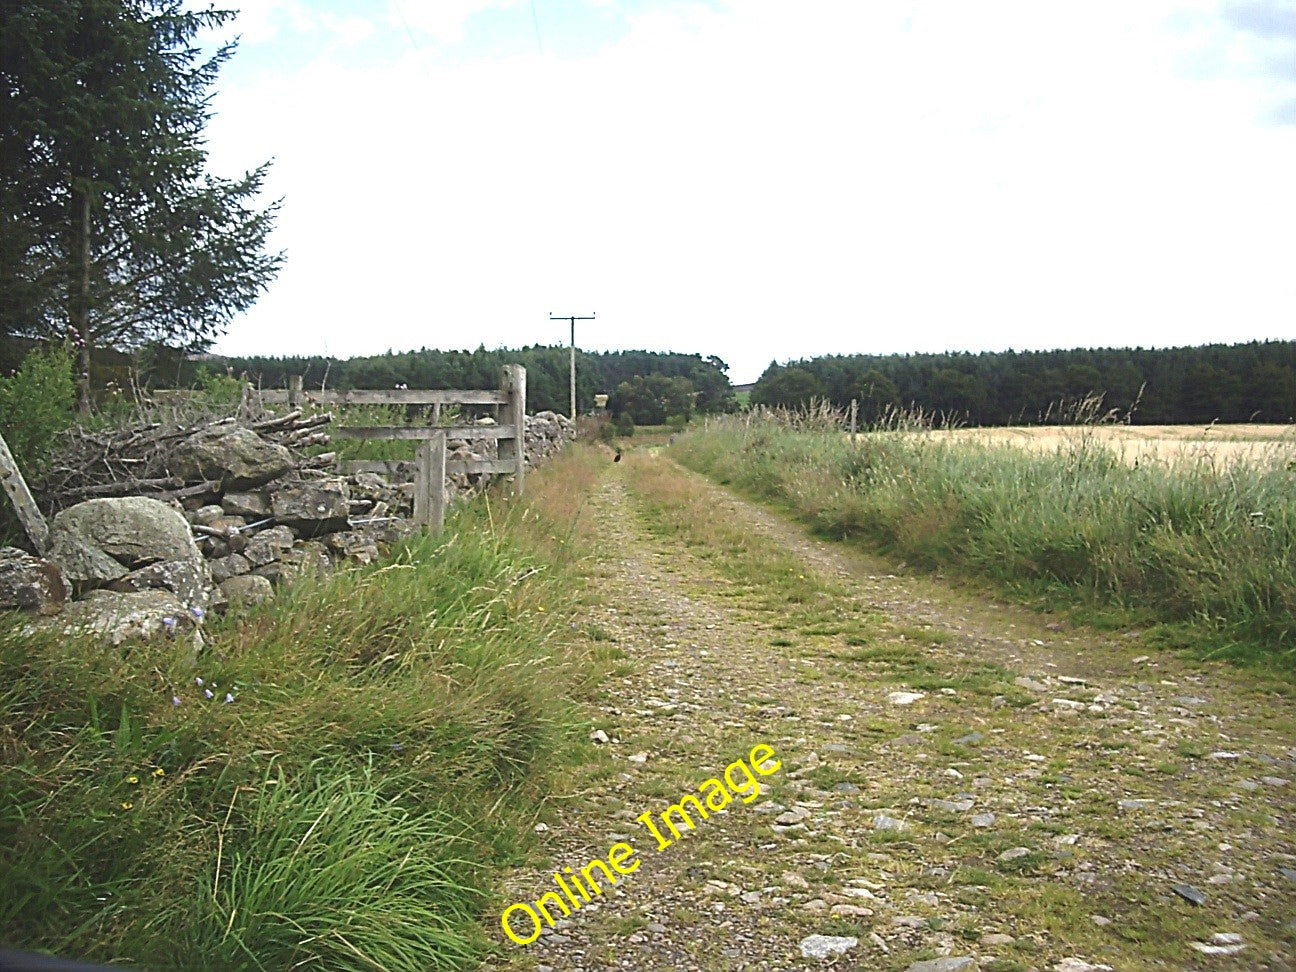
[[918, 423, 1296, 466]]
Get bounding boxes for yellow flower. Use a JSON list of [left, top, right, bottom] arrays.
[[536, 605, 546, 613], [152, 767, 166, 778], [126, 775, 140, 785], [120, 801, 134, 811]]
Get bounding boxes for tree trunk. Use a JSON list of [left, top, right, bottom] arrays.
[[72, 184, 92, 413]]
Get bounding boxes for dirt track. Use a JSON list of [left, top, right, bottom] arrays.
[[484, 452, 1296, 972]]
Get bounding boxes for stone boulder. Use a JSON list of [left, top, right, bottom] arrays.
[[219, 574, 274, 606], [221, 490, 272, 518], [0, 547, 69, 615], [325, 530, 381, 565], [209, 553, 253, 584], [271, 480, 350, 536], [107, 558, 218, 611], [40, 589, 194, 645], [169, 427, 294, 488], [243, 526, 295, 567], [48, 497, 204, 589]]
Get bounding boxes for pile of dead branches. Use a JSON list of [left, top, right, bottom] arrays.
[[36, 410, 335, 515]]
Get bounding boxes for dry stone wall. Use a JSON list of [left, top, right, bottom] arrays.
[[4, 408, 574, 642]]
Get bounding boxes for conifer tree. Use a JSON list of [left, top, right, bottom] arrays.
[[0, 0, 282, 408]]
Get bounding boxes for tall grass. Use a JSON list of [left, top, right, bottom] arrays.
[[673, 416, 1296, 662], [0, 446, 607, 970]]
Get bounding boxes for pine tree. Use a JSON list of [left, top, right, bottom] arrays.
[[0, 0, 283, 408]]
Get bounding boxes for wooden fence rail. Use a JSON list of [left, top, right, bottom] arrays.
[[256, 364, 527, 534]]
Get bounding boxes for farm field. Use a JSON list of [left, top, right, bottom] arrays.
[[919, 423, 1296, 467]]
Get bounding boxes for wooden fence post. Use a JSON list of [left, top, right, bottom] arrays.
[[0, 429, 50, 555], [499, 365, 526, 496], [429, 431, 446, 534], [849, 399, 858, 439], [412, 432, 448, 534], [288, 375, 303, 408]]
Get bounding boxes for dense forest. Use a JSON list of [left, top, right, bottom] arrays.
[[200, 346, 737, 417], [751, 341, 1296, 425]]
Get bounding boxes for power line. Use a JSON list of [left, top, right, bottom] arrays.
[[551, 312, 595, 421]]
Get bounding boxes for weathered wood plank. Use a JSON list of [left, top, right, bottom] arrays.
[[414, 438, 432, 527], [499, 364, 526, 495], [428, 432, 447, 535], [259, 389, 508, 406], [331, 424, 517, 441], [0, 429, 50, 554], [344, 457, 519, 476]]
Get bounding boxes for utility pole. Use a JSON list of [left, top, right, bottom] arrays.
[[550, 312, 595, 422]]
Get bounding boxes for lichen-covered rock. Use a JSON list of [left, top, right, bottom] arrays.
[[277, 540, 332, 580], [45, 532, 131, 586], [218, 574, 274, 606], [107, 558, 217, 610], [209, 552, 253, 583], [221, 490, 272, 518], [39, 589, 193, 645], [243, 526, 295, 566], [48, 497, 203, 590], [169, 427, 294, 488], [271, 480, 350, 535], [190, 505, 227, 526], [325, 530, 381, 565], [0, 547, 68, 615]]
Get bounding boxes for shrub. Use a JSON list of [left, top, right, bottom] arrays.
[[615, 413, 635, 437], [0, 342, 77, 475]]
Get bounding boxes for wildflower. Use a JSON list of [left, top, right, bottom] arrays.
[[204, 689, 214, 699], [536, 605, 546, 613], [190, 606, 205, 622], [224, 693, 234, 704], [172, 696, 182, 707], [162, 617, 177, 635], [195, 677, 204, 686], [152, 767, 166, 778], [120, 802, 133, 811], [126, 775, 140, 785]]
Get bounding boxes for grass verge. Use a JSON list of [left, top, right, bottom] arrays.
[[0, 445, 607, 970], [671, 417, 1296, 668]]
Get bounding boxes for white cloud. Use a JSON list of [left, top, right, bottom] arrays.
[[389, 0, 527, 44], [204, 0, 1296, 382]]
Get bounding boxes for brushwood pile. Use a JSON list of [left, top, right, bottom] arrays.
[[0, 407, 575, 643]]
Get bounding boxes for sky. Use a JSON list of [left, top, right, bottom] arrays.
[[199, 0, 1296, 384]]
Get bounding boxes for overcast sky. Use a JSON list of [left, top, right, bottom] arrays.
[[201, 0, 1296, 384]]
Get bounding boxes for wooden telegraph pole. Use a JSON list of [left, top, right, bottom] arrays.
[[550, 312, 595, 422]]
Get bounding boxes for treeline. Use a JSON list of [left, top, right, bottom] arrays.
[[752, 341, 1296, 425], [201, 346, 736, 416]]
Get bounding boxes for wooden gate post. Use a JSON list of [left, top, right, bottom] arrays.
[[413, 431, 448, 534], [0, 429, 50, 554], [499, 365, 526, 495]]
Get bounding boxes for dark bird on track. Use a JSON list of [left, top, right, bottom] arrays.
[[613, 448, 622, 463]]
